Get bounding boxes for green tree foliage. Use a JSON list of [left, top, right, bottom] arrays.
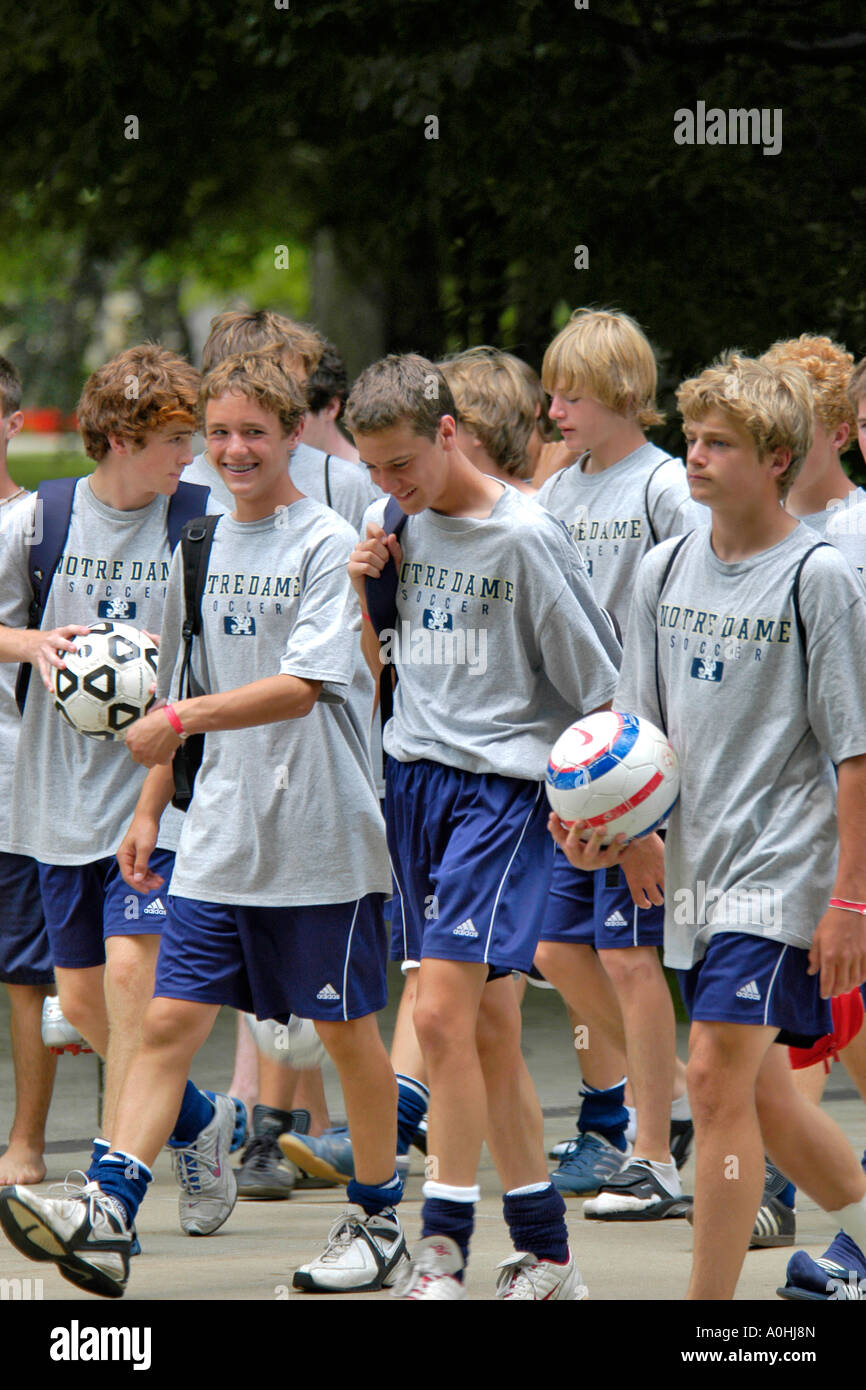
[[1, 1, 865, 449]]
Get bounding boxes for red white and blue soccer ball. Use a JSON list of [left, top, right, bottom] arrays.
[[51, 621, 158, 741], [546, 711, 680, 845]]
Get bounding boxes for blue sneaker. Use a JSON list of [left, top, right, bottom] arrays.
[[778, 1231, 866, 1300], [279, 1126, 355, 1186], [550, 1131, 628, 1197]]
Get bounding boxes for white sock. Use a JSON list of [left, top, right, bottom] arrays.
[[829, 1194, 866, 1254], [422, 1180, 480, 1203], [632, 1156, 681, 1197], [670, 1092, 691, 1121], [625, 1106, 637, 1144]]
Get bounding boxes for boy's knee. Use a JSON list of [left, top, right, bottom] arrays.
[[598, 947, 659, 990]]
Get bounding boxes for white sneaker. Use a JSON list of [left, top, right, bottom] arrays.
[[391, 1234, 467, 1300], [41, 996, 93, 1055], [170, 1092, 238, 1236], [293, 1205, 409, 1292], [0, 1180, 131, 1298], [495, 1249, 589, 1300]]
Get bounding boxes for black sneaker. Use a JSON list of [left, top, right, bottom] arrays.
[[236, 1105, 300, 1200], [583, 1159, 692, 1221], [670, 1118, 694, 1170]]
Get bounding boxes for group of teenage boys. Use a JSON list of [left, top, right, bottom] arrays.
[[0, 304, 865, 1302]]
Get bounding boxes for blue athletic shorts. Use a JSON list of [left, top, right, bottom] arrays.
[[677, 932, 834, 1048], [154, 892, 389, 1022], [0, 851, 52, 985], [37, 851, 175, 970], [538, 848, 665, 950], [385, 757, 554, 976]]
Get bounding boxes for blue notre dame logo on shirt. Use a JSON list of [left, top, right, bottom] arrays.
[[690, 656, 723, 682], [223, 615, 256, 636], [423, 609, 452, 632], [98, 599, 136, 620]]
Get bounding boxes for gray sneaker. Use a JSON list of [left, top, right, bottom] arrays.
[[236, 1105, 299, 1200], [170, 1092, 239, 1235]]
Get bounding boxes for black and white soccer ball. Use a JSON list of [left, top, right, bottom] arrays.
[[51, 621, 158, 741]]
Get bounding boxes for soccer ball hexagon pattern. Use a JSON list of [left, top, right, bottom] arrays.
[[51, 621, 158, 741]]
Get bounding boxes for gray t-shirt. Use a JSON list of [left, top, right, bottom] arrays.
[[363, 486, 621, 781], [157, 499, 391, 907], [0, 479, 212, 863], [822, 495, 866, 585], [184, 441, 377, 533], [797, 486, 866, 540], [0, 490, 34, 846], [536, 443, 706, 628], [615, 524, 866, 968]]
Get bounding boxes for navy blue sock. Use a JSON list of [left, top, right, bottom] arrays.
[[421, 1197, 474, 1272], [347, 1172, 403, 1216], [395, 1074, 429, 1153], [95, 1152, 153, 1226], [503, 1184, 569, 1263], [167, 1081, 215, 1147], [577, 1080, 628, 1152], [86, 1138, 110, 1181]]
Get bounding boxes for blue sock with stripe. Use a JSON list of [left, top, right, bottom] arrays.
[[577, 1079, 629, 1152], [347, 1172, 403, 1217], [95, 1152, 153, 1226], [503, 1182, 569, 1263], [395, 1074, 429, 1153], [86, 1138, 110, 1181], [167, 1081, 215, 1147]]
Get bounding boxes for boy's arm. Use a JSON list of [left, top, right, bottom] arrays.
[[116, 763, 176, 892], [0, 623, 91, 686], [125, 673, 322, 767], [809, 751, 866, 998]]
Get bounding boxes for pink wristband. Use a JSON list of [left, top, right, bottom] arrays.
[[163, 704, 186, 739], [829, 897, 866, 916]]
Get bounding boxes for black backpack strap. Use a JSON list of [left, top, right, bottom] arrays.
[[171, 513, 220, 811], [644, 458, 672, 547], [324, 455, 332, 509], [792, 541, 831, 656], [15, 475, 83, 715], [177, 514, 221, 694], [653, 533, 692, 731], [363, 498, 408, 771], [167, 482, 211, 551]]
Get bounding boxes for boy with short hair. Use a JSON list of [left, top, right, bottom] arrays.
[[0, 345, 212, 1159], [0, 355, 58, 1189], [763, 334, 862, 532], [186, 310, 376, 529], [555, 352, 866, 1298], [534, 309, 699, 1214], [302, 335, 361, 464], [438, 346, 541, 493], [340, 352, 622, 1298], [0, 350, 401, 1299]]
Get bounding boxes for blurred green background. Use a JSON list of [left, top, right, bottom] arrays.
[[2, 2, 865, 486]]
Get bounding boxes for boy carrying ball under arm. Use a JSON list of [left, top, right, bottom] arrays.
[[552, 352, 866, 1299], [0, 350, 401, 1299]]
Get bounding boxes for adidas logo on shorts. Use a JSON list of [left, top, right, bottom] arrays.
[[316, 983, 340, 1001], [143, 898, 166, 916], [735, 979, 761, 1001], [604, 910, 628, 928], [452, 919, 479, 938]]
